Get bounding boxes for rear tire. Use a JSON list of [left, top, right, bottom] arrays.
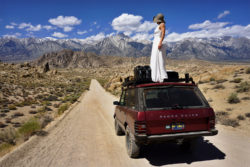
[[125, 126, 140, 158], [114, 118, 124, 136]]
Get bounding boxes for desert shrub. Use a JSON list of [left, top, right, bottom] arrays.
[[245, 113, 250, 118], [246, 67, 250, 74], [12, 112, 24, 118], [209, 77, 215, 81], [53, 103, 60, 108], [226, 108, 233, 111], [8, 104, 17, 110], [18, 98, 37, 106], [0, 143, 12, 153], [236, 81, 250, 93], [18, 118, 41, 138], [5, 118, 11, 123], [38, 106, 51, 112], [216, 79, 227, 83], [202, 87, 209, 93], [31, 105, 36, 108], [0, 113, 6, 117], [230, 78, 242, 83], [55, 92, 63, 97], [58, 103, 69, 115], [215, 111, 239, 127], [241, 97, 250, 100], [237, 115, 245, 120], [216, 111, 229, 116], [29, 110, 37, 114], [38, 106, 46, 113], [0, 122, 7, 128], [40, 115, 53, 128], [221, 118, 240, 127], [215, 111, 229, 123], [1, 109, 9, 113], [62, 94, 80, 104], [227, 93, 240, 104], [35, 94, 44, 100], [43, 95, 58, 101], [75, 77, 82, 83], [15, 102, 24, 107], [198, 80, 207, 84], [66, 87, 74, 93], [212, 84, 225, 89], [0, 127, 18, 145], [41, 100, 52, 106], [13, 122, 21, 128]]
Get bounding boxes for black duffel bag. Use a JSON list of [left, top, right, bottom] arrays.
[[134, 65, 152, 83]]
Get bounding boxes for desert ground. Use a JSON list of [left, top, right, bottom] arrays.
[[0, 57, 250, 164], [0, 79, 249, 167]]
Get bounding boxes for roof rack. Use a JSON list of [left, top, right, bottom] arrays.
[[122, 73, 195, 87]]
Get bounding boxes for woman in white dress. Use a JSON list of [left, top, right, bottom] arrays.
[[150, 13, 168, 82]]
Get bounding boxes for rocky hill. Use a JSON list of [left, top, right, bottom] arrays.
[[1, 35, 250, 62], [34, 49, 150, 68]]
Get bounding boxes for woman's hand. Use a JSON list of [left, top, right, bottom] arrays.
[[158, 42, 162, 49]]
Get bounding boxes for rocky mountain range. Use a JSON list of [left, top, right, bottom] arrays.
[[1, 34, 250, 62]]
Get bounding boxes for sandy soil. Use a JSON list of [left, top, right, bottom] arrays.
[[0, 79, 249, 167]]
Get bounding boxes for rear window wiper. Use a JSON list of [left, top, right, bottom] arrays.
[[171, 104, 183, 109]]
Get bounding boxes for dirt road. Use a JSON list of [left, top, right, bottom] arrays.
[[0, 79, 249, 167]]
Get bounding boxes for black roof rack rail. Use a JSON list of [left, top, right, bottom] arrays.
[[122, 73, 195, 87]]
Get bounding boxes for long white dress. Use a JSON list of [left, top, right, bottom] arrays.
[[150, 25, 168, 82]]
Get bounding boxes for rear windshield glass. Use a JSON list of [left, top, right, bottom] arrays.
[[144, 86, 206, 109]]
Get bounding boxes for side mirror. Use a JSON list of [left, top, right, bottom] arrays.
[[113, 101, 119, 105]]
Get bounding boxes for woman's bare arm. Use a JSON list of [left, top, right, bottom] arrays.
[[158, 23, 165, 49]]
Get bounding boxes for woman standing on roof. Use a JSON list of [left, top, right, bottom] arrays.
[[150, 13, 168, 83]]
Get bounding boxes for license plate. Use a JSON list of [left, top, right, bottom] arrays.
[[172, 123, 185, 130]]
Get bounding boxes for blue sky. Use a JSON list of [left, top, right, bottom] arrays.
[[1, 0, 250, 42]]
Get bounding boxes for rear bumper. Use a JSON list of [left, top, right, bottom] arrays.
[[135, 129, 218, 142]]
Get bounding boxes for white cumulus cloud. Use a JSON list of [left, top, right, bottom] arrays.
[[189, 20, 229, 30], [81, 32, 106, 43], [43, 25, 55, 30], [217, 10, 230, 19], [77, 30, 87, 35], [26, 24, 42, 31], [112, 13, 156, 36], [49, 15, 82, 32], [137, 21, 157, 32], [3, 32, 21, 38], [166, 21, 250, 42], [17, 22, 42, 31], [18, 23, 32, 29], [52, 32, 68, 38], [63, 26, 73, 32], [131, 33, 154, 42], [5, 25, 14, 29]]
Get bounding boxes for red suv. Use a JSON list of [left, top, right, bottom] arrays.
[[113, 73, 218, 158]]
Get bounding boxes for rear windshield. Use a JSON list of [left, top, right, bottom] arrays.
[[143, 86, 207, 109]]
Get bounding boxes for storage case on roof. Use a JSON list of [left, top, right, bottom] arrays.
[[123, 65, 195, 87]]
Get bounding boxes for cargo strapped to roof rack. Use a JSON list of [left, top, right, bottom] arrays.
[[122, 73, 195, 87]]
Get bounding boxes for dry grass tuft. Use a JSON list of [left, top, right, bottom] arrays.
[[227, 93, 240, 104], [236, 81, 250, 93]]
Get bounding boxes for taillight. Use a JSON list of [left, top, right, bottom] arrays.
[[209, 116, 215, 129], [134, 121, 146, 134]]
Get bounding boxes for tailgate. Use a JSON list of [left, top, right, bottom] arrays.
[[145, 108, 210, 135]]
